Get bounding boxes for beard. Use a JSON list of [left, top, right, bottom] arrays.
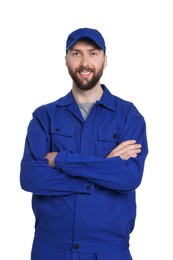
[[67, 65, 104, 91]]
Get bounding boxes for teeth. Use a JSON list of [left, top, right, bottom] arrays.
[[81, 71, 90, 74]]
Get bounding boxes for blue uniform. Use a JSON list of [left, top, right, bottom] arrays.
[[20, 85, 148, 259]]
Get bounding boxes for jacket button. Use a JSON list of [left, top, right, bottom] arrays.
[[56, 128, 60, 132], [113, 134, 117, 138], [73, 243, 79, 249], [86, 185, 91, 190]]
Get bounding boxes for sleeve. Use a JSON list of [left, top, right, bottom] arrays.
[[20, 106, 94, 196], [54, 106, 148, 192]]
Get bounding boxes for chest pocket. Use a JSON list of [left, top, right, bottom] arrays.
[[97, 127, 121, 157], [50, 124, 75, 152]]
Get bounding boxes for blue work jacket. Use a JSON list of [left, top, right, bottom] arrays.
[[20, 85, 148, 255]]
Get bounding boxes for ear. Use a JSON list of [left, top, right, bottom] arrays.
[[104, 55, 107, 69], [65, 55, 67, 66]]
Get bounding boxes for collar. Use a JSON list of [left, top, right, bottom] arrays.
[[56, 84, 116, 111], [98, 85, 116, 111]]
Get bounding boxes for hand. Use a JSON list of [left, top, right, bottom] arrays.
[[106, 140, 141, 160], [45, 152, 58, 167]]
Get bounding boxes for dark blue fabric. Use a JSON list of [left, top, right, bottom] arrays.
[[20, 85, 148, 259], [31, 238, 132, 260]]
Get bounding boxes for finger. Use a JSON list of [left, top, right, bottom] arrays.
[[116, 145, 141, 157], [124, 154, 137, 160], [113, 140, 137, 152], [106, 141, 141, 158], [121, 148, 141, 160]]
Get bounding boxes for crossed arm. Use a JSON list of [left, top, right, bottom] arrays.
[[45, 140, 142, 168], [21, 106, 147, 194]]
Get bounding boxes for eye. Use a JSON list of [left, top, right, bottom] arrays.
[[90, 51, 97, 56], [71, 51, 80, 56]]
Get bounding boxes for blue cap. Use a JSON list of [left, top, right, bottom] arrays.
[[66, 28, 106, 53]]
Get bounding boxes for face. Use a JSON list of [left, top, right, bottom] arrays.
[[65, 41, 107, 91]]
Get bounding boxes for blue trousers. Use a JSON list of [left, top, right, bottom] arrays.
[[31, 239, 132, 260]]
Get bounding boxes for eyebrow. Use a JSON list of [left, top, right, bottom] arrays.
[[70, 47, 100, 52]]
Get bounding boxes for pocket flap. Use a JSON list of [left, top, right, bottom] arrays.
[[51, 124, 74, 137], [98, 127, 120, 142]]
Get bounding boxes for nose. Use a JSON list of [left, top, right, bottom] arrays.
[[80, 54, 90, 67]]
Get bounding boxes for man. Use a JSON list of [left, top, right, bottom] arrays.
[[20, 27, 148, 260]]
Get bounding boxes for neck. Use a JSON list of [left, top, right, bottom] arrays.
[[72, 84, 103, 103]]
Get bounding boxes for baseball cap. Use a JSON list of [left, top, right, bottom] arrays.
[[66, 28, 106, 53]]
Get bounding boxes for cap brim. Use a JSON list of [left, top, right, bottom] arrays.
[[66, 36, 104, 51]]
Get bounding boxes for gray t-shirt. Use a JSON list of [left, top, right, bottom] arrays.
[[78, 102, 95, 120]]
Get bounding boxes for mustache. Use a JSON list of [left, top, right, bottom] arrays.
[[77, 65, 93, 72]]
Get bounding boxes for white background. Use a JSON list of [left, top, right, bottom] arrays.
[[0, 0, 173, 259]]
